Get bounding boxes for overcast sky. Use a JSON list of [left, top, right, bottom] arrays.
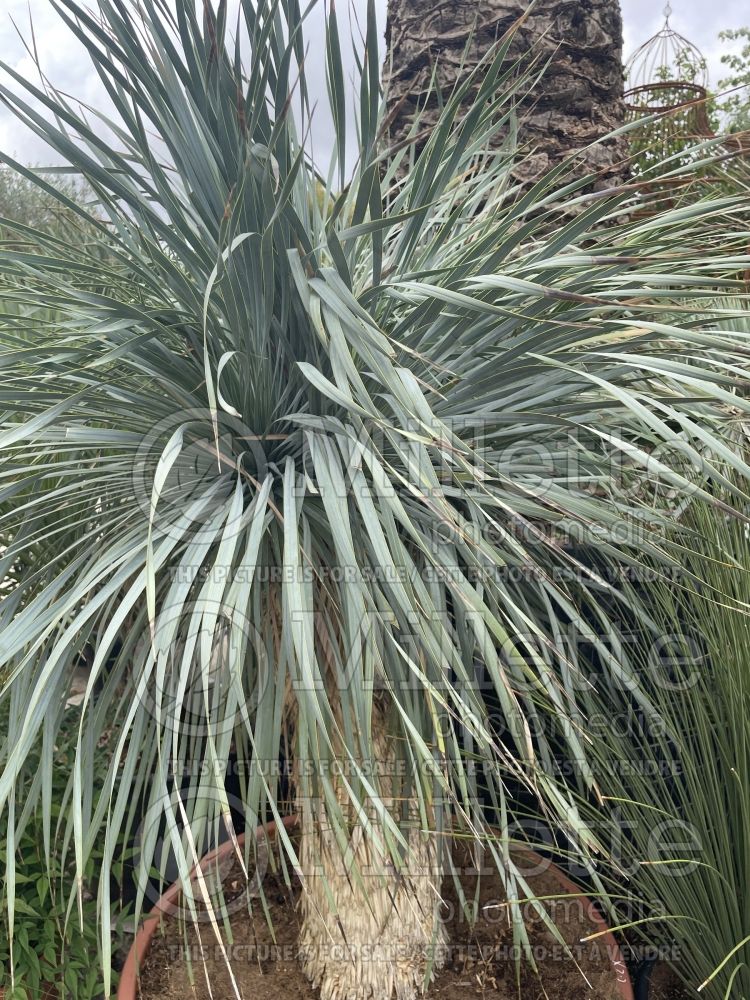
[[0, 0, 746, 166]]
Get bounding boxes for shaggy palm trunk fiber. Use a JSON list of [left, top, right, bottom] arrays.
[[384, 0, 628, 187], [296, 705, 447, 1000]]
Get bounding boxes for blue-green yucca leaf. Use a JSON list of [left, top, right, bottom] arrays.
[[1, 0, 750, 997]]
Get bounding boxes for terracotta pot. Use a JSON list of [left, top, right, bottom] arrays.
[[117, 814, 299, 1000], [514, 848, 634, 1000], [117, 817, 633, 1000]]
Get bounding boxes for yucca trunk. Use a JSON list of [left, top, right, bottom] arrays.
[[384, 0, 628, 185], [296, 705, 447, 1000]]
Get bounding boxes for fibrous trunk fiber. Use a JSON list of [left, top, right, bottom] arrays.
[[296, 717, 447, 1000]]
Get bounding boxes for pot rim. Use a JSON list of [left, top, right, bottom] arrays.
[[117, 817, 634, 1000]]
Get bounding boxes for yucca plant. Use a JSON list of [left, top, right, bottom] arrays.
[[1, 2, 750, 999]]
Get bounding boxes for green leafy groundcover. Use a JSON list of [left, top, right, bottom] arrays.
[[0, 0, 749, 997], [0, 710, 126, 1000]]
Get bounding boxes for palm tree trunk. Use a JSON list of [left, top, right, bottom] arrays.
[[296, 704, 446, 1000], [383, 0, 628, 186]]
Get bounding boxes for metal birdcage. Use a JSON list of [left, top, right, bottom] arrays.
[[625, 3, 713, 164], [626, 2, 708, 92]]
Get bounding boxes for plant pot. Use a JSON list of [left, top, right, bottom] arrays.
[[117, 814, 299, 1000], [521, 851, 634, 1000], [117, 817, 634, 1000], [635, 958, 690, 999]]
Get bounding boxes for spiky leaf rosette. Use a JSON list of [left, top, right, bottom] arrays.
[[0, 0, 749, 994]]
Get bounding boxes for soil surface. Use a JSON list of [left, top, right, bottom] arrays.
[[137, 839, 626, 1000], [648, 963, 695, 999]]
